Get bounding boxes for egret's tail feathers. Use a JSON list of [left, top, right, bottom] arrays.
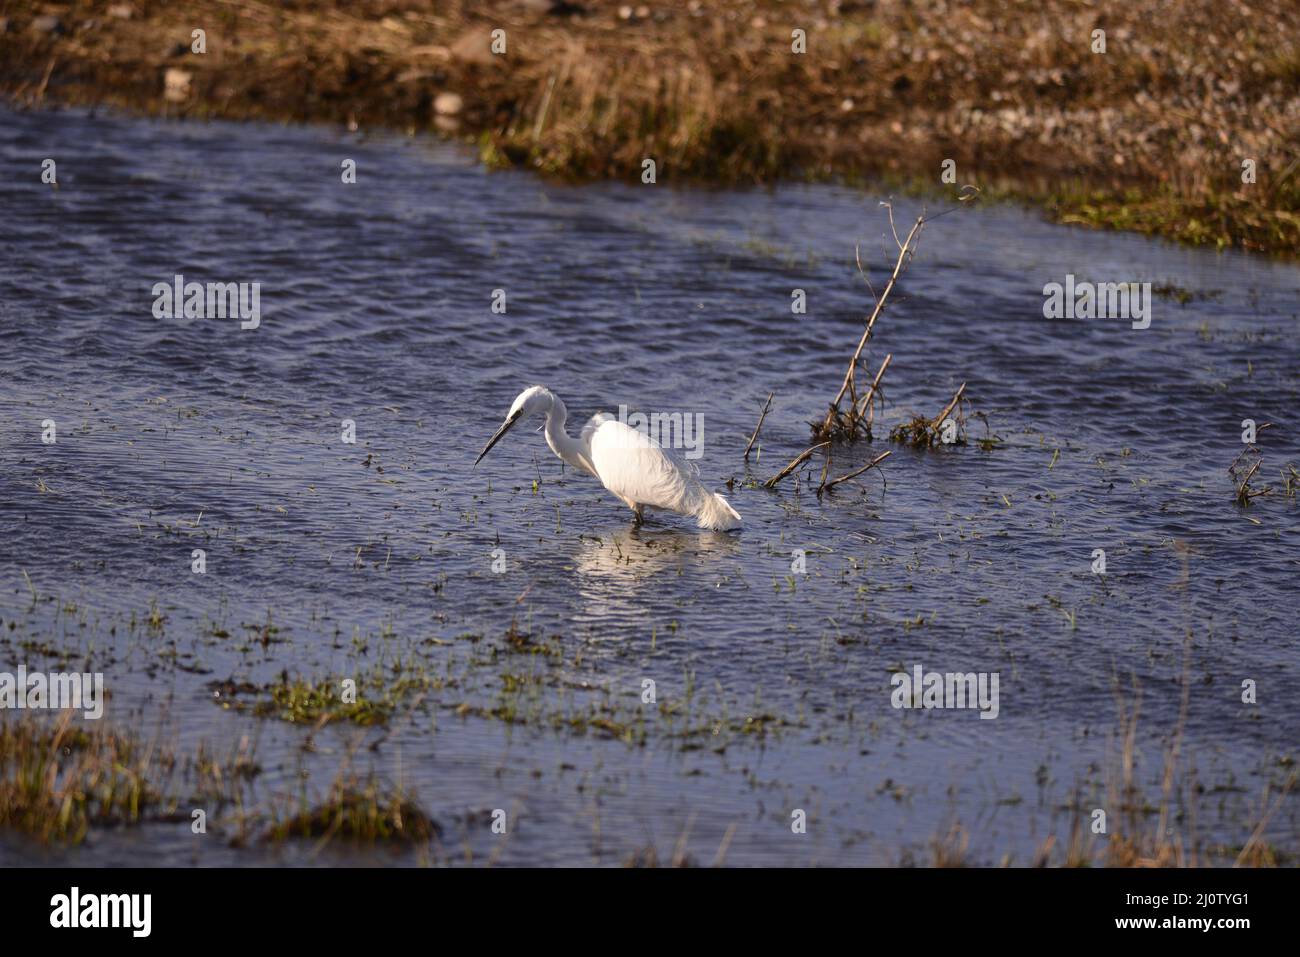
[[696, 493, 742, 531]]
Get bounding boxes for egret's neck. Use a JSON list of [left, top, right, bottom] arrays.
[[545, 397, 597, 477]]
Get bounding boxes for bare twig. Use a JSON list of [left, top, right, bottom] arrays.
[[1226, 421, 1272, 473], [854, 241, 878, 303], [1232, 457, 1273, 504], [1228, 425, 1275, 504], [764, 442, 829, 489], [929, 382, 967, 432], [821, 450, 892, 491], [1235, 771, 1296, 867], [885, 201, 903, 252], [816, 211, 925, 441], [743, 392, 774, 460], [35, 57, 57, 104], [852, 353, 893, 424]]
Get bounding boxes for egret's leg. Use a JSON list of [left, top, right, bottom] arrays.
[[613, 493, 643, 524]]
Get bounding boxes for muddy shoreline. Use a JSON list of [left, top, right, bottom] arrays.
[[1, 0, 1296, 256]]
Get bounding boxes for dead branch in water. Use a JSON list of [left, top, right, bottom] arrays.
[[852, 353, 892, 429], [820, 450, 892, 492], [1228, 422, 1275, 505], [763, 442, 829, 489], [743, 392, 774, 460], [929, 382, 967, 433], [1231, 451, 1273, 505], [812, 208, 924, 443], [761, 198, 978, 492], [1226, 421, 1271, 474]]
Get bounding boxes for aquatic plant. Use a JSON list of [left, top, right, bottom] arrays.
[[209, 658, 446, 726], [0, 713, 162, 842], [265, 772, 438, 845], [1227, 422, 1276, 506], [0, 712, 257, 844], [888, 384, 969, 449]]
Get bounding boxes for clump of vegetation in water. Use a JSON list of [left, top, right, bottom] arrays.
[[1227, 422, 1281, 507], [264, 773, 438, 844], [0, 713, 257, 844], [0, 715, 161, 842], [937, 647, 1300, 868], [1, 712, 436, 849], [208, 656, 447, 726], [889, 385, 969, 449]]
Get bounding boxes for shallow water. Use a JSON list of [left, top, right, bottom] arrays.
[[1, 105, 1297, 866]]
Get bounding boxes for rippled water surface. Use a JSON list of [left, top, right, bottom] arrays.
[[1, 106, 1297, 866]]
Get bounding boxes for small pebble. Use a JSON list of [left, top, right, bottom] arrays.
[[434, 92, 464, 116], [163, 67, 192, 103]]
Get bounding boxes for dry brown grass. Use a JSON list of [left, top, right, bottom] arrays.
[[0, 0, 1295, 254]]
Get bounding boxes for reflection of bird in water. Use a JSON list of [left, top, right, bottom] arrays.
[[570, 526, 740, 631], [573, 525, 740, 581], [1170, 538, 1201, 590], [474, 385, 741, 530]]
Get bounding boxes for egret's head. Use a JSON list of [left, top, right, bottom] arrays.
[[475, 385, 553, 465], [507, 385, 554, 420]]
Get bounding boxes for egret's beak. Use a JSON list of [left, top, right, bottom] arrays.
[[474, 410, 523, 465]]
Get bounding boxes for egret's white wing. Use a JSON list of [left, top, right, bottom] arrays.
[[585, 415, 700, 478], [588, 419, 705, 513], [581, 412, 615, 449]]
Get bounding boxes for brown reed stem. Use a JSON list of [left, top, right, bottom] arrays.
[[930, 383, 967, 431], [820, 450, 892, 491], [763, 442, 828, 489], [852, 353, 893, 425], [816, 212, 924, 441], [744, 392, 774, 460]]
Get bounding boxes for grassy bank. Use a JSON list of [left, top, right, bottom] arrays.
[[1, 1, 1297, 247]]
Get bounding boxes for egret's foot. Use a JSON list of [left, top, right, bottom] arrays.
[[631, 506, 645, 525]]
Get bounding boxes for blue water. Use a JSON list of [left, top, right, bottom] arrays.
[[1, 104, 1297, 865]]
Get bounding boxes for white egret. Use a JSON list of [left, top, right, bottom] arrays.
[[474, 385, 742, 531]]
